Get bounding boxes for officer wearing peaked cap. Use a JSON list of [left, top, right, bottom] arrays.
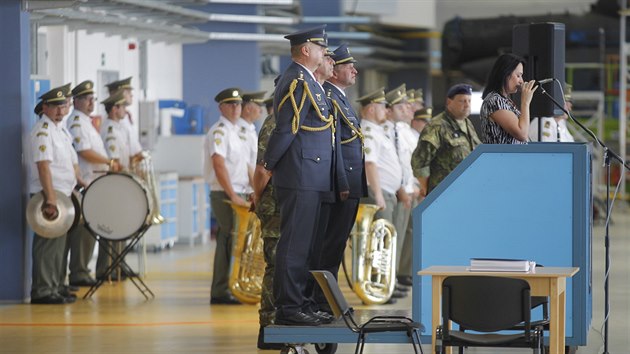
[[309, 42, 367, 312], [358, 88, 402, 244], [28, 85, 83, 304], [240, 91, 267, 194], [95, 90, 139, 282], [105, 76, 142, 169], [65, 80, 117, 288], [205, 87, 250, 305], [263, 24, 337, 326], [411, 107, 432, 140]]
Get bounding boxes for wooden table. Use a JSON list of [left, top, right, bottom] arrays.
[[418, 266, 579, 354]]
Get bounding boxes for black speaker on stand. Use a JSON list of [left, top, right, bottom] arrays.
[[512, 23, 566, 119]]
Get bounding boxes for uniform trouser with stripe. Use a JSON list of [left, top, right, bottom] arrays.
[[308, 197, 360, 308], [273, 187, 324, 317]]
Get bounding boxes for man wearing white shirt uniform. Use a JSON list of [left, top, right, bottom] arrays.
[[204, 87, 250, 305], [66, 80, 120, 287]]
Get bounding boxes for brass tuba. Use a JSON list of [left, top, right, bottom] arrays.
[[348, 204, 397, 304], [131, 151, 165, 225], [227, 201, 265, 304]]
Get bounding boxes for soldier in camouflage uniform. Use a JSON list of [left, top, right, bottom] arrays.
[[411, 84, 481, 195], [252, 110, 283, 350]]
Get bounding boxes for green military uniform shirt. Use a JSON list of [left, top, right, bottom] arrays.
[[411, 110, 481, 193], [254, 113, 280, 238]]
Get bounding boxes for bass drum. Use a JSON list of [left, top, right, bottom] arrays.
[[82, 172, 153, 240]]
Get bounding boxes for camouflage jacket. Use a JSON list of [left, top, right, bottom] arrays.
[[254, 113, 280, 237], [411, 110, 481, 193]]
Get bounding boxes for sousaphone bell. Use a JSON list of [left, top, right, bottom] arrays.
[[26, 190, 75, 238]]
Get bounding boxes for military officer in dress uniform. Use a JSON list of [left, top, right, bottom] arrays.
[[240, 91, 266, 192], [28, 85, 83, 304], [309, 43, 367, 311], [263, 25, 343, 326], [65, 80, 120, 287], [204, 88, 250, 305]]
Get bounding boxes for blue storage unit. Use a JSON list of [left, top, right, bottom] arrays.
[[413, 143, 593, 346], [177, 178, 211, 245], [144, 172, 179, 250]]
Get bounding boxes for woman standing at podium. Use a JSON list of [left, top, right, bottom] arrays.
[[480, 53, 538, 144]]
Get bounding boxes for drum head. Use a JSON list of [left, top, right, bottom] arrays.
[[82, 173, 150, 240]]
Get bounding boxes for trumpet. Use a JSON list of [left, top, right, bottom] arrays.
[[131, 151, 165, 225]]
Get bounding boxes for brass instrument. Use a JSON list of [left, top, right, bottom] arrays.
[[227, 201, 265, 304], [348, 204, 397, 304], [131, 151, 165, 225]]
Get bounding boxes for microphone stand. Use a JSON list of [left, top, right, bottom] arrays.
[[539, 84, 630, 354]]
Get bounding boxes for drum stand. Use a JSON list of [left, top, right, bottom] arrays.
[[83, 225, 155, 300]]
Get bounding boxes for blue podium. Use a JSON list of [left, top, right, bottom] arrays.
[[413, 143, 593, 347]]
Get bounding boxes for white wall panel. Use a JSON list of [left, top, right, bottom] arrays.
[[146, 41, 182, 101]]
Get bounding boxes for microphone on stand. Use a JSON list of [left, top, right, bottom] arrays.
[[536, 78, 555, 85]]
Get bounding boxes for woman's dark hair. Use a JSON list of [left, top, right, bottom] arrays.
[[482, 53, 526, 99]]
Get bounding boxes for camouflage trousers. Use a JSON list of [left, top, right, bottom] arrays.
[[258, 213, 281, 327]]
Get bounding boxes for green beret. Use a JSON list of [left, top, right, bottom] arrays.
[[215, 88, 242, 104], [106, 77, 133, 92], [39, 83, 72, 105], [414, 107, 432, 121], [101, 91, 127, 109], [356, 88, 387, 107], [72, 80, 95, 97], [242, 91, 267, 105], [385, 84, 407, 106]]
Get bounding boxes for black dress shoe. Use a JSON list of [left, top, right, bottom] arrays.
[[310, 310, 334, 324], [210, 295, 241, 305], [59, 288, 77, 299], [275, 311, 322, 326], [65, 285, 80, 292], [395, 284, 410, 292], [397, 275, 413, 287], [384, 297, 398, 305], [70, 278, 97, 287], [257, 327, 284, 350], [31, 294, 67, 304], [96, 274, 121, 282], [390, 289, 408, 299]]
